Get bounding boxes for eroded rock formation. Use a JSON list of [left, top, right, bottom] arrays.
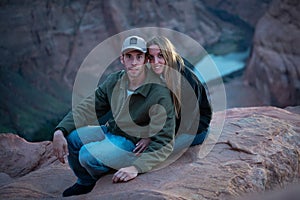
[[244, 0, 300, 107], [0, 106, 299, 199]]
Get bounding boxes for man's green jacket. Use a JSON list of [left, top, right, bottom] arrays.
[[56, 68, 175, 173]]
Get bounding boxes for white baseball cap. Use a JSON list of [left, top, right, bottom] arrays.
[[121, 36, 147, 54]]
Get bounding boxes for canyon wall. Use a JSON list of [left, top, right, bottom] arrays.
[[244, 0, 300, 107], [1, 0, 270, 141]]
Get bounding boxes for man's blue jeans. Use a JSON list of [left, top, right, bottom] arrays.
[[66, 125, 136, 186]]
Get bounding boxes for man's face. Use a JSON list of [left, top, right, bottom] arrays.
[[121, 50, 146, 78]]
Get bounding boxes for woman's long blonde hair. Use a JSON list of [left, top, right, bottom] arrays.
[[147, 36, 185, 117]]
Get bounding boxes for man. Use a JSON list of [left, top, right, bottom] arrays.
[[52, 36, 175, 197]]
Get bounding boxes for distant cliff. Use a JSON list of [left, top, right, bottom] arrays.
[[244, 0, 300, 107], [0, 0, 272, 141]]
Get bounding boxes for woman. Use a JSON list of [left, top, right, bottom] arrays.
[[134, 36, 212, 157]]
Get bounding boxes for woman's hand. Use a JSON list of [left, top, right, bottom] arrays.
[[133, 138, 151, 156], [112, 166, 138, 183], [53, 130, 68, 163]]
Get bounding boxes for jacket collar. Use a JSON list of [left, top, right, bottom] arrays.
[[119, 66, 163, 97]]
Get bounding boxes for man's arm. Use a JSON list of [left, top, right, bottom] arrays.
[[56, 92, 98, 136], [112, 166, 138, 183], [52, 93, 98, 164], [132, 88, 176, 173], [53, 82, 111, 163]]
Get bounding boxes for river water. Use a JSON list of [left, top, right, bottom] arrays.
[[194, 49, 250, 83]]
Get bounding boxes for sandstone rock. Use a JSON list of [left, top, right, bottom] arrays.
[[0, 163, 75, 199], [0, 107, 299, 199], [0, 173, 13, 188], [0, 133, 54, 178], [244, 0, 300, 107], [238, 183, 300, 200], [285, 106, 300, 115]]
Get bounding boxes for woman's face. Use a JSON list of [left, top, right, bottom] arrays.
[[148, 44, 166, 75]]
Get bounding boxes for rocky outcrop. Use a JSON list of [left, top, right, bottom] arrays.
[[0, 134, 54, 178], [0, 106, 299, 199], [244, 0, 300, 107]]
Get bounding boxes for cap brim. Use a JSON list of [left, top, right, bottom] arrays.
[[122, 46, 146, 53]]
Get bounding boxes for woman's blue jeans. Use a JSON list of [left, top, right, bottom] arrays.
[[167, 129, 209, 162], [66, 125, 136, 186]]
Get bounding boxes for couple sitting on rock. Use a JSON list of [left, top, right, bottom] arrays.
[[53, 35, 212, 197]]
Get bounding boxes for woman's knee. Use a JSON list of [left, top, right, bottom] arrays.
[[191, 129, 209, 146]]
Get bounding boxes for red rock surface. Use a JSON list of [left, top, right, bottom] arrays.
[[0, 106, 299, 199], [0, 134, 54, 178]]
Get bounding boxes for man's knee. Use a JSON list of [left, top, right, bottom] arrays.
[[79, 146, 109, 173], [66, 130, 82, 150], [78, 146, 92, 167], [78, 146, 102, 168]]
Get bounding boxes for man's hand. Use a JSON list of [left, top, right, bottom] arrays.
[[52, 130, 68, 164], [112, 166, 138, 183], [133, 138, 151, 156]]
